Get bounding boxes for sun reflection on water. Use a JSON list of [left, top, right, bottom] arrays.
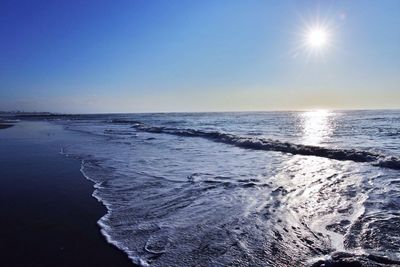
[[300, 110, 334, 146]]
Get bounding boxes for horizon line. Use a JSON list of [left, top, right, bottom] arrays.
[[2, 107, 400, 116]]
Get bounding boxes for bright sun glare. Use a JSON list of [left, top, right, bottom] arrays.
[[295, 20, 334, 57], [307, 27, 328, 48]]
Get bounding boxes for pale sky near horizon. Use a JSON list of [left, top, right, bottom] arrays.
[[1, 0, 399, 113]]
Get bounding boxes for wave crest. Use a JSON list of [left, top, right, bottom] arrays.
[[113, 121, 400, 170]]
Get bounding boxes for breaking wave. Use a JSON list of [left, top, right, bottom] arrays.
[[110, 120, 400, 170], [60, 113, 400, 266]]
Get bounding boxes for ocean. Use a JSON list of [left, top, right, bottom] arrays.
[[54, 110, 399, 266]]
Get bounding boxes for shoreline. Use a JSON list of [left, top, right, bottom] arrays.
[[0, 121, 134, 266], [77, 159, 149, 267], [0, 124, 14, 129], [0, 120, 15, 129]]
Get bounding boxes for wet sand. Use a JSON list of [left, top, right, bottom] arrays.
[[0, 124, 13, 129], [0, 122, 134, 266], [0, 122, 14, 129]]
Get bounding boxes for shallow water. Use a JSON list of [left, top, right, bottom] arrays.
[[56, 110, 399, 266]]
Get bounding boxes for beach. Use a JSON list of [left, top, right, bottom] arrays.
[[0, 121, 133, 266], [1, 111, 399, 267]]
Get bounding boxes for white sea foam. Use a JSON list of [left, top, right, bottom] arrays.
[[56, 111, 400, 266]]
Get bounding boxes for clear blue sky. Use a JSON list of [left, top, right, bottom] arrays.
[[1, 0, 399, 113]]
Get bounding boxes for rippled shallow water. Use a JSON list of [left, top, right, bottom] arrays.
[[57, 110, 399, 266]]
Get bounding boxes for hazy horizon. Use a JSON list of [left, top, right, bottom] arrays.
[[1, 0, 399, 113], [2, 107, 400, 116]]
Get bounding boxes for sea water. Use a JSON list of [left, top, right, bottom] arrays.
[[56, 110, 399, 266]]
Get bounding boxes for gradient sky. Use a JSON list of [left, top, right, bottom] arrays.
[[1, 0, 399, 113]]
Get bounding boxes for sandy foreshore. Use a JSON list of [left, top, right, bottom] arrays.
[[0, 124, 14, 129], [0, 121, 134, 266], [0, 119, 15, 129]]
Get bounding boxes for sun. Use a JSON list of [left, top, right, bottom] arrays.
[[292, 17, 335, 58], [307, 27, 328, 48]]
